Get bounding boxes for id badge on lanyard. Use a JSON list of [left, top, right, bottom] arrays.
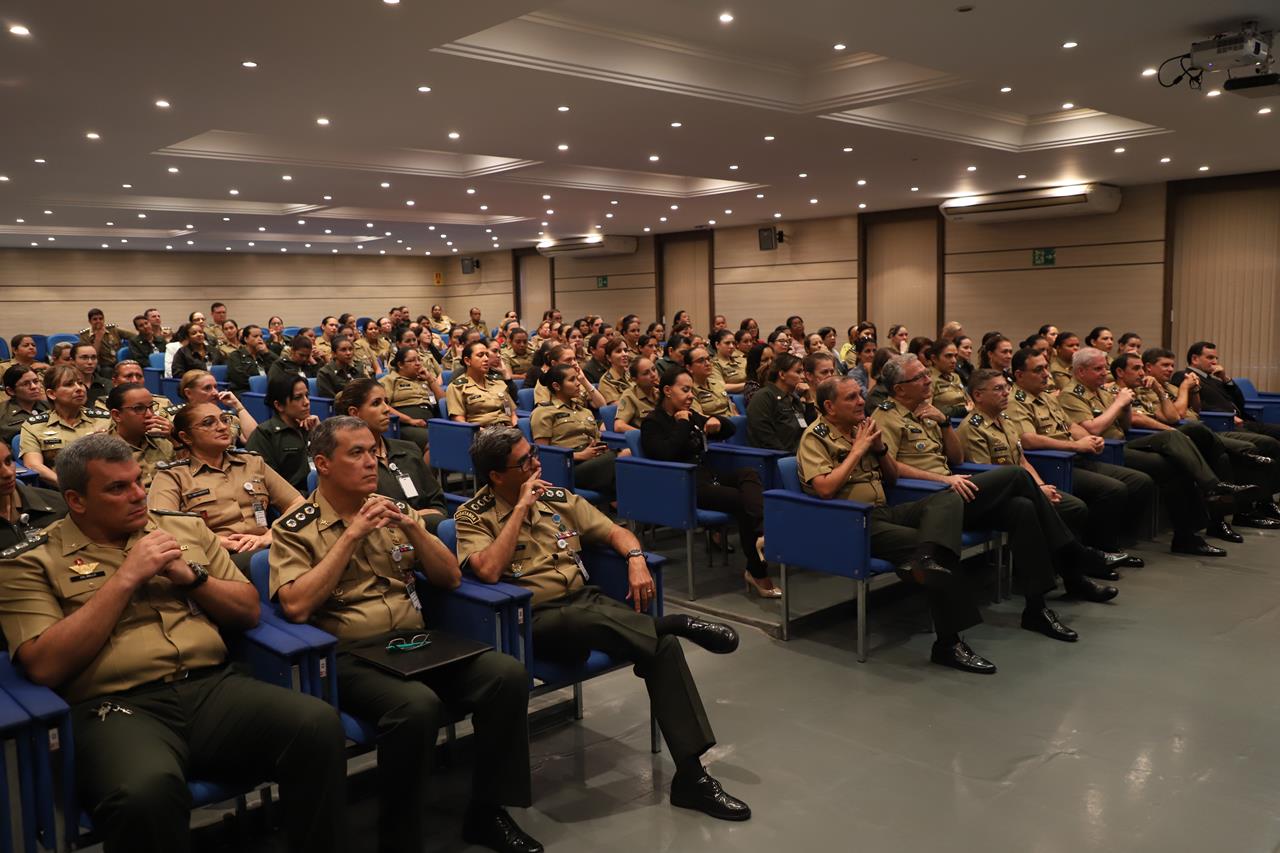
[[391, 542, 421, 611], [388, 462, 419, 499]]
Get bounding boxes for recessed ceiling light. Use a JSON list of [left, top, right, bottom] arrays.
[[280, 248, 288, 252], [0, 175, 7, 182], [670, 204, 679, 210], [357, 245, 364, 249], [186, 240, 193, 245], [966, 165, 977, 172], [856, 179, 867, 186], [480, 204, 488, 210], [33, 158, 45, 163], [322, 194, 333, 200], [1142, 68, 1157, 77], [719, 12, 734, 23], [324, 228, 332, 233], [102, 243, 110, 248], [541, 193, 551, 200], [659, 216, 668, 222], [1114, 147, 1126, 153], [29, 242, 36, 247], [708, 219, 717, 225], [281, 174, 292, 181], [85, 132, 100, 140], [1160, 157, 1171, 163], [332, 249, 339, 253], [729, 164, 739, 170], [858, 203, 867, 209], [248, 241, 256, 246], [773, 212, 782, 218], [103, 220, 111, 225], [15, 218, 23, 223], [447, 131, 460, 140], [763, 135, 775, 141], [417, 85, 432, 93], [1206, 89, 1221, 98], [121, 183, 132, 188], [605, 212, 614, 218], [910, 187, 919, 192], [1017, 174, 1027, 179], [316, 117, 330, 126], [1062, 41, 1078, 49], [755, 193, 764, 199], [383, 0, 399, 5], [405, 200, 415, 206], [258, 226, 266, 231], [167, 166, 179, 173], [225, 247, 231, 251], [137, 213, 147, 219], [1061, 102, 1074, 110], [798, 172, 808, 178], [155, 99, 171, 109], [185, 223, 193, 229], [557, 105, 570, 112], [366, 222, 374, 227], [594, 224, 603, 229], [546, 209, 554, 215], [833, 43, 846, 51], [610, 199, 618, 205], [384, 231, 392, 236], [999, 86, 1012, 93], [809, 198, 818, 204], [723, 209, 733, 214], [241, 60, 257, 68], [643, 226, 651, 232], [46, 237, 54, 241], [42, 209, 52, 215], [1259, 106, 1273, 115], [446, 241, 453, 246], [296, 219, 306, 225], [670, 121, 682, 128], [380, 181, 390, 188], [842, 147, 853, 153], [1198, 165, 1210, 171], [557, 143, 569, 151], [228, 188, 239, 195], [540, 221, 548, 226], [649, 154, 660, 161], [9, 24, 31, 36]]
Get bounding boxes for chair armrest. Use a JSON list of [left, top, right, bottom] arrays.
[[1247, 401, 1280, 423], [1025, 450, 1075, 492], [1099, 438, 1126, 465], [1126, 428, 1158, 437], [763, 489, 875, 578], [601, 430, 628, 452], [955, 462, 999, 475], [887, 477, 947, 505], [1198, 411, 1234, 432]]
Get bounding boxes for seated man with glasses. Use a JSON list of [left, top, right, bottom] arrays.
[[871, 354, 1118, 645], [271, 417, 539, 853], [454, 426, 753, 823]]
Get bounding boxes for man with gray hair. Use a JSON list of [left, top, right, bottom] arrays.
[[0, 433, 347, 853], [271, 417, 540, 853], [455, 426, 752, 823], [1059, 347, 1252, 556], [872, 354, 1119, 645]]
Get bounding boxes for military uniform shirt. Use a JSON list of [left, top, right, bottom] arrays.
[[1059, 384, 1125, 439], [269, 492, 426, 641], [0, 511, 245, 703], [956, 412, 1024, 465], [380, 371, 437, 410], [502, 348, 533, 378], [148, 450, 300, 537], [1132, 384, 1173, 421], [19, 408, 111, 465], [1, 400, 46, 445], [1049, 356, 1075, 392], [1005, 387, 1074, 442], [1167, 382, 1199, 421], [615, 385, 658, 429], [316, 361, 361, 399], [427, 316, 453, 336], [225, 348, 277, 392], [77, 326, 124, 369], [598, 370, 631, 404], [245, 416, 312, 493], [871, 399, 951, 476], [454, 485, 615, 607], [530, 398, 600, 450], [353, 338, 390, 374], [534, 381, 592, 409], [692, 374, 736, 418], [929, 369, 968, 413], [111, 429, 175, 489], [795, 416, 886, 506], [713, 353, 747, 386], [446, 374, 513, 425]]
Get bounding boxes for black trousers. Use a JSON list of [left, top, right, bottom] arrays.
[[72, 666, 347, 853], [397, 404, 434, 453], [336, 650, 532, 853], [1076, 458, 1156, 543], [574, 449, 618, 498], [532, 587, 715, 765], [695, 466, 766, 578], [1064, 467, 1132, 550], [1121, 437, 1210, 535], [869, 489, 982, 639], [1222, 430, 1280, 500]]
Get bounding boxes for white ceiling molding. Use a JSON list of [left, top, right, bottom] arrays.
[[41, 194, 323, 217], [304, 207, 529, 226], [157, 131, 542, 179], [495, 163, 765, 198], [0, 225, 194, 239]]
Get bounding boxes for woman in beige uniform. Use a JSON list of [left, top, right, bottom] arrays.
[[446, 341, 516, 427], [926, 338, 970, 419], [177, 369, 258, 444], [614, 357, 660, 432], [598, 339, 633, 404], [19, 364, 111, 486], [531, 364, 625, 498], [149, 402, 304, 568], [379, 347, 441, 453]]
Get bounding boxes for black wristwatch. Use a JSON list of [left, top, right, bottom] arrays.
[[181, 563, 210, 591], [871, 446, 889, 457]]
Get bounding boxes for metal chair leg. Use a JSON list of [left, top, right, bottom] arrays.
[[685, 529, 696, 600], [989, 540, 1000, 603], [779, 564, 790, 641], [856, 578, 868, 662], [650, 708, 660, 755], [573, 682, 584, 720]]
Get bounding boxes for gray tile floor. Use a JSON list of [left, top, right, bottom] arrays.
[[138, 525, 1280, 852]]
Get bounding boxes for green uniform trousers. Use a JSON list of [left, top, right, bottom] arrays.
[[869, 489, 982, 638], [532, 586, 714, 765], [1222, 430, 1280, 500], [395, 404, 434, 453], [1122, 431, 1212, 533], [335, 649, 531, 853], [961, 466, 1076, 597], [573, 449, 618, 498], [1075, 458, 1156, 543], [71, 665, 347, 853]]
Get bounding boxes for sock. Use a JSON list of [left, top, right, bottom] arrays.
[[654, 614, 690, 636]]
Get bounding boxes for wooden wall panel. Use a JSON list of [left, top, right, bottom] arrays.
[[865, 215, 938, 342], [660, 237, 711, 332], [712, 216, 858, 333], [551, 237, 657, 324], [518, 253, 552, 326], [436, 250, 515, 324], [1170, 185, 1280, 389]]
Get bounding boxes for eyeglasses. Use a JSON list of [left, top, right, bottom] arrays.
[[387, 633, 430, 653], [117, 404, 152, 415], [193, 412, 236, 430], [895, 372, 932, 386], [504, 444, 540, 471], [691, 356, 711, 364]]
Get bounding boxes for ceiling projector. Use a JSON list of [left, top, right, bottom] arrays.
[[1189, 30, 1270, 72]]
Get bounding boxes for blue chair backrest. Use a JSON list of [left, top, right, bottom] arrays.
[[725, 414, 748, 446], [437, 519, 457, 552], [209, 365, 228, 382], [1235, 377, 1260, 399], [518, 418, 533, 443], [47, 333, 79, 350], [0, 338, 7, 360], [777, 456, 803, 492], [306, 377, 318, 395], [517, 388, 535, 412], [283, 326, 301, 338], [441, 370, 453, 386], [10, 435, 19, 459], [161, 376, 181, 402], [311, 397, 333, 420], [249, 549, 271, 602], [307, 469, 318, 493], [599, 404, 617, 430], [116, 345, 131, 364], [30, 335, 48, 361], [730, 393, 746, 413], [625, 429, 644, 457], [148, 352, 165, 370], [248, 374, 268, 394], [356, 317, 372, 330]]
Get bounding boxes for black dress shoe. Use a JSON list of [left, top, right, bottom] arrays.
[[1115, 554, 1145, 568], [894, 554, 951, 588], [1232, 512, 1280, 530], [670, 772, 752, 821], [1170, 536, 1228, 557], [462, 807, 544, 853], [1240, 450, 1274, 467], [1086, 565, 1120, 581], [1255, 500, 1280, 521], [1021, 607, 1079, 642], [1063, 578, 1119, 603], [930, 639, 997, 674], [1206, 481, 1258, 500], [1208, 520, 1245, 543], [667, 615, 739, 654]]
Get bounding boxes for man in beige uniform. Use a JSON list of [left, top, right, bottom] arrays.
[[270, 418, 538, 853], [77, 308, 124, 377], [455, 426, 751, 823], [105, 383, 174, 489], [0, 434, 346, 853]]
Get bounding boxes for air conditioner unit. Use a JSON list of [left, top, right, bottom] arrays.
[[939, 183, 1121, 223], [536, 235, 638, 259]]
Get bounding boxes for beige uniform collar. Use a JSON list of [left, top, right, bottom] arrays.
[[58, 513, 157, 557], [190, 451, 246, 476]]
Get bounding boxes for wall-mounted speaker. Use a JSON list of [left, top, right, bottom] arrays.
[[461, 257, 480, 274], [758, 226, 777, 251]]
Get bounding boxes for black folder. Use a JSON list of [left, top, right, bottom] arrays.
[[349, 630, 490, 678]]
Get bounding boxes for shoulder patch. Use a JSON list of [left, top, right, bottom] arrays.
[[812, 422, 830, 438], [461, 492, 496, 514], [155, 458, 190, 470], [1071, 384, 1086, 397], [150, 509, 201, 518], [0, 533, 48, 560], [165, 405, 184, 416], [26, 412, 50, 424], [540, 487, 569, 503], [227, 447, 259, 455], [280, 503, 320, 532], [968, 413, 984, 426], [454, 509, 481, 525], [452, 375, 467, 386], [876, 400, 894, 411], [1013, 389, 1026, 403]]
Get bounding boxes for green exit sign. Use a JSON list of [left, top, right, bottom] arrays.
[[1032, 248, 1056, 267], [596, 275, 609, 288]]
